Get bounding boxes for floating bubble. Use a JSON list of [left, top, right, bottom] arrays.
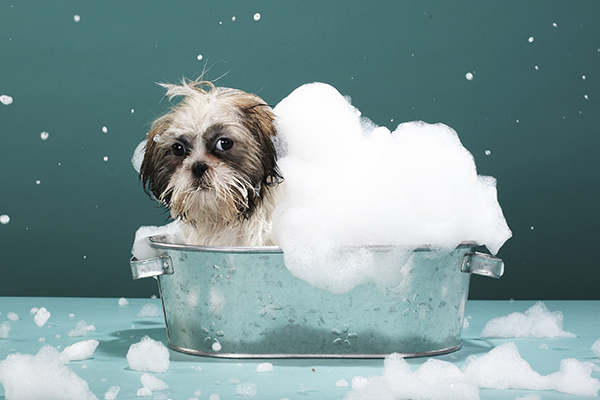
[[0, 215, 9, 225], [74, 15, 80, 22], [253, 13, 261, 21], [485, 150, 491, 156], [553, 22, 558, 27], [102, 126, 108, 133], [131, 108, 135, 113], [103, 156, 108, 162], [232, 16, 236, 21], [197, 54, 203, 61], [528, 36, 534, 43], [40, 131, 49, 140], [582, 75, 586, 80], [0, 95, 13, 105], [465, 72, 474, 81]]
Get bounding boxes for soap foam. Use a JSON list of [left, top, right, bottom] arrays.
[[140, 373, 169, 391], [344, 343, 600, 399], [62, 339, 99, 361], [481, 302, 577, 338], [126, 335, 170, 373], [131, 82, 511, 294], [0, 345, 98, 400], [67, 320, 96, 338], [272, 82, 511, 294], [592, 338, 600, 358], [463, 342, 600, 396]]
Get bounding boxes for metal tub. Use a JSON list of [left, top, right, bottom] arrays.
[[130, 237, 503, 358]]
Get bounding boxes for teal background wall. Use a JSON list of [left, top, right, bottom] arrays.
[[1, 1, 598, 299]]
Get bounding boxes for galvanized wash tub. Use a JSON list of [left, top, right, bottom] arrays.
[[130, 237, 504, 358]]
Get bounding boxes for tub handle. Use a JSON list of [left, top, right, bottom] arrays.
[[461, 252, 504, 278], [130, 255, 173, 280]]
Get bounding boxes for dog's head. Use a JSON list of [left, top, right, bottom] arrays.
[[140, 79, 282, 225]]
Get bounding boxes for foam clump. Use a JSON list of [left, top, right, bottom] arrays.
[[272, 82, 511, 294], [67, 320, 96, 338], [131, 220, 183, 261], [62, 339, 99, 361], [463, 342, 600, 396], [236, 382, 258, 396], [344, 353, 479, 400], [7, 312, 19, 321], [481, 302, 576, 338], [256, 362, 273, 372], [137, 303, 163, 318], [345, 343, 600, 399], [104, 386, 120, 400], [0, 345, 98, 400], [592, 338, 600, 358], [126, 335, 170, 373], [118, 297, 129, 306], [140, 373, 169, 391], [0, 322, 10, 339], [34, 307, 51, 327]]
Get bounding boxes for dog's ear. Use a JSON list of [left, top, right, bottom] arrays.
[[241, 104, 284, 188], [140, 115, 174, 203]]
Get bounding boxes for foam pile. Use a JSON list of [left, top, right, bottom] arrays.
[[62, 339, 99, 361], [481, 302, 576, 338], [137, 303, 163, 318], [104, 386, 120, 400], [67, 320, 96, 338], [344, 353, 479, 400], [463, 342, 600, 396], [33, 307, 51, 327], [0, 345, 98, 400], [272, 82, 511, 294], [344, 342, 600, 399], [126, 335, 170, 373], [0, 322, 10, 339], [592, 338, 600, 358], [131, 221, 183, 261]]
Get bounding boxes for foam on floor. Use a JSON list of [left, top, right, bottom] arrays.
[[481, 302, 576, 338]]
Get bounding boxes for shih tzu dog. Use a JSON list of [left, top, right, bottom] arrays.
[[139, 78, 283, 246]]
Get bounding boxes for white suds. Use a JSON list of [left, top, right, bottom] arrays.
[[126, 335, 170, 373], [236, 382, 258, 396], [104, 386, 120, 400], [481, 302, 577, 338], [271, 82, 511, 294], [118, 297, 130, 306], [0, 95, 13, 105], [67, 320, 96, 337], [0, 346, 97, 400], [62, 339, 99, 361], [591, 338, 600, 358], [0, 215, 9, 225], [256, 362, 273, 372], [34, 307, 51, 327], [137, 303, 163, 318]]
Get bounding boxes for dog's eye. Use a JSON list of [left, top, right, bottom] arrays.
[[215, 138, 234, 151], [171, 143, 187, 157]]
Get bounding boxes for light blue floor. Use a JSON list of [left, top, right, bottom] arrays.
[[0, 297, 598, 399]]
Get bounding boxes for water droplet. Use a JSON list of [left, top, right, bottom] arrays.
[[253, 13, 261, 21], [232, 16, 236, 21], [584, 94, 589, 100], [552, 22, 558, 28], [40, 131, 49, 140], [582, 75, 586, 80], [531, 226, 535, 230], [212, 340, 222, 351], [130, 109, 135, 113]]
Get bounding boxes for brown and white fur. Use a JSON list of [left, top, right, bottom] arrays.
[[140, 78, 283, 246]]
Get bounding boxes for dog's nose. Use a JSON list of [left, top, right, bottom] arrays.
[[191, 162, 208, 179]]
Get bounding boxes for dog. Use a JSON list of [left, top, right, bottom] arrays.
[[139, 78, 283, 246]]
